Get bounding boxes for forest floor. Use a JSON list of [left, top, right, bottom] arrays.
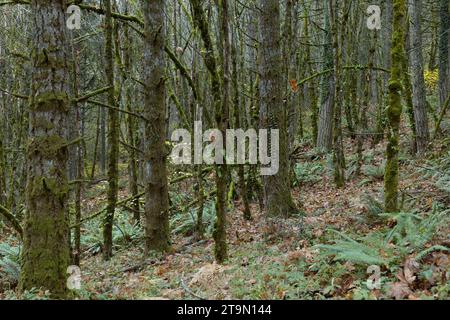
[[0, 129, 449, 300]]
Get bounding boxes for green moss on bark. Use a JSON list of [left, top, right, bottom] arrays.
[[32, 92, 69, 112], [384, 0, 407, 213]]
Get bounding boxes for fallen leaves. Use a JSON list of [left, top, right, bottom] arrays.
[[388, 258, 421, 300], [388, 281, 412, 300], [403, 259, 420, 284], [189, 262, 229, 288]]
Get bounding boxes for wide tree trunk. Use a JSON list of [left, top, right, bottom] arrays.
[[142, 0, 170, 253], [19, 0, 70, 298], [259, 0, 296, 217]]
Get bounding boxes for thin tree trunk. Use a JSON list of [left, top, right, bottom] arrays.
[[331, 0, 346, 188], [317, 3, 335, 152], [71, 39, 82, 266], [213, 0, 230, 263], [384, 0, 407, 213], [408, 0, 430, 154], [103, 0, 119, 261], [189, 0, 229, 263], [231, 11, 251, 221], [438, 0, 449, 112], [403, 21, 418, 153], [123, 4, 140, 224]]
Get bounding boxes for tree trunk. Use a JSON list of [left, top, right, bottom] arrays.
[[402, 27, 418, 154], [213, 0, 231, 263], [231, 8, 251, 221], [438, 0, 449, 112], [123, 4, 140, 224], [19, 0, 70, 298], [331, 0, 346, 188], [259, 0, 296, 217], [384, 0, 407, 213], [103, 0, 119, 261], [317, 3, 335, 152], [189, 0, 229, 263], [408, 0, 430, 154], [142, 0, 170, 253]]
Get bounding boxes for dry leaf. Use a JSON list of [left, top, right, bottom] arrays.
[[287, 250, 302, 262], [289, 79, 299, 93], [388, 282, 412, 300], [404, 258, 420, 284]]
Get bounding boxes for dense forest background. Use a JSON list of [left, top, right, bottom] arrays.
[[0, 0, 449, 300]]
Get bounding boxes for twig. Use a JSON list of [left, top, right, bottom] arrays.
[[180, 272, 207, 300]]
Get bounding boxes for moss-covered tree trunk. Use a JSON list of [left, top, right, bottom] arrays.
[[70, 39, 82, 266], [190, 0, 228, 263], [384, 0, 407, 213], [259, 0, 296, 217], [19, 0, 71, 298], [103, 0, 119, 261], [214, 0, 230, 263], [142, 0, 170, 253]]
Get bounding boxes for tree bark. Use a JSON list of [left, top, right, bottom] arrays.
[[438, 0, 449, 112], [259, 0, 296, 217], [408, 0, 430, 154], [19, 0, 71, 298], [317, 3, 335, 152], [384, 0, 407, 213], [103, 0, 119, 261], [142, 0, 170, 253]]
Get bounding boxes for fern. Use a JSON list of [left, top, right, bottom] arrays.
[[415, 245, 450, 262], [316, 207, 449, 267], [0, 243, 21, 285], [81, 209, 143, 255], [294, 162, 324, 185], [315, 230, 388, 266], [419, 152, 450, 194], [362, 194, 384, 222], [172, 200, 216, 236], [382, 207, 449, 252], [362, 161, 386, 181]]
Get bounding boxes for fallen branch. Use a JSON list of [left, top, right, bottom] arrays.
[[121, 259, 164, 274], [0, 204, 23, 238], [180, 272, 207, 300]]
